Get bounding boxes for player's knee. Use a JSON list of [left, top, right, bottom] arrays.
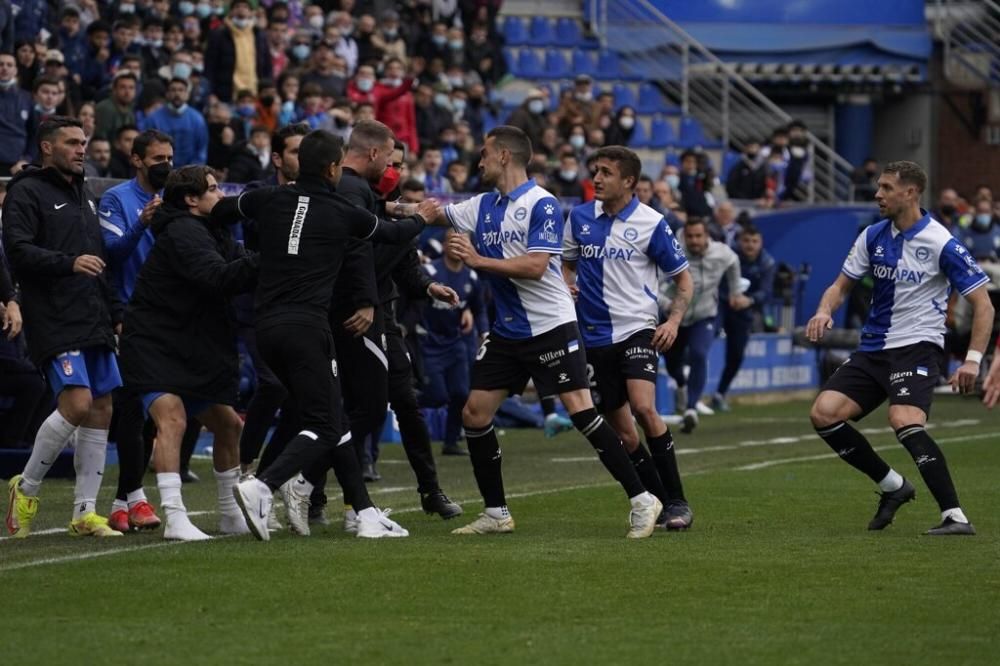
[[632, 403, 660, 432], [156, 410, 188, 441], [462, 401, 490, 429], [619, 428, 640, 451], [88, 395, 113, 427], [58, 388, 93, 425], [888, 407, 926, 432], [809, 396, 842, 428]]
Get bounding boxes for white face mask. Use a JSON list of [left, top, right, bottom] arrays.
[[309, 15, 325, 30], [569, 135, 585, 149], [528, 99, 545, 114], [560, 169, 578, 181], [666, 174, 680, 189], [619, 116, 635, 130], [356, 78, 374, 92]]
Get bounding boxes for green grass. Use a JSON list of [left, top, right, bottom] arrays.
[[3, 396, 999, 665]]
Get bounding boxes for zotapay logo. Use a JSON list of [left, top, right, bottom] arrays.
[[872, 265, 926, 284]]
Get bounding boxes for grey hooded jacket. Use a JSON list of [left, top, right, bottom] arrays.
[[660, 239, 741, 326]]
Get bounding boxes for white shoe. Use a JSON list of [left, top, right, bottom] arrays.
[[451, 513, 515, 535], [267, 504, 282, 532], [280, 474, 312, 537], [344, 510, 359, 534], [356, 507, 409, 538], [163, 515, 212, 541], [626, 494, 662, 539], [219, 512, 250, 535], [695, 402, 715, 416], [233, 475, 273, 542], [675, 386, 688, 413]]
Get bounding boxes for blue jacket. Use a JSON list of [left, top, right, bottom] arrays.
[[99, 179, 157, 304], [12, 0, 45, 43], [142, 105, 209, 167], [58, 27, 89, 78], [0, 85, 32, 164], [419, 258, 488, 352]]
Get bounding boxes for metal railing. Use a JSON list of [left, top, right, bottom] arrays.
[[591, 0, 857, 202], [931, 0, 1000, 88]]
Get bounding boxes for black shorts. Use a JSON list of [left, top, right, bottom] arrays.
[[587, 329, 659, 413], [821, 342, 943, 419], [471, 322, 589, 397]]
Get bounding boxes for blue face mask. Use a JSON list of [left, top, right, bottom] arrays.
[[238, 104, 256, 117], [432, 35, 447, 47], [196, 3, 212, 18], [449, 40, 463, 50], [974, 213, 993, 230], [292, 44, 310, 60], [452, 99, 466, 113], [179, 1, 195, 15], [173, 63, 193, 80]]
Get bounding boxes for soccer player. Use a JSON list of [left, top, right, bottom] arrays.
[[563, 146, 695, 530], [119, 166, 259, 541], [807, 161, 992, 536], [218, 130, 438, 541], [3, 117, 122, 538], [440, 126, 663, 538]]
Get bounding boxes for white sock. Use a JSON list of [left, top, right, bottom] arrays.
[[111, 498, 128, 513], [878, 469, 904, 493], [157, 472, 187, 519], [72, 427, 109, 520], [358, 506, 380, 521], [629, 491, 656, 509], [126, 488, 147, 509], [485, 505, 510, 519], [942, 508, 969, 524], [21, 410, 79, 496], [213, 467, 241, 517]]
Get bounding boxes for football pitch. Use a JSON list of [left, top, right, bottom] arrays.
[[2, 396, 998, 665]]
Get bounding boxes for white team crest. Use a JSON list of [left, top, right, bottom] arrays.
[[558, 372, 569, 383], [874, 245, 885, 258], [624, 227, 638, 242], [898, 387, 909, 397], [581, 224, 590, 235], [544, 203, 555, 215], [644, 363, 655, 373], [484, 212, 492, 224]]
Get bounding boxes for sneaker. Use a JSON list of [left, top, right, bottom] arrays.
[[925, 517, 976, 536], [308, 505, 329, 526], [109, 508, 131, 533], [218, 512, 250, 536], [451, 512, 515, 535], [356, 508, 409, 538], [232, 475, 273, 542], [626, 495, 663, 539], [5, 475, 38, 538], [69, 512, 124, 537], [675, 386, 688, 414], [279, 476, 311, 536], [362, 463, 381, 482], [267, 506, 283, 532], [694, 402, 715, 416], [344, 510, 359, 534], [867, 478, 916, 530], [163, 516, 212, 541], [680, 408, 698, 434], [709, 393, 731, 412], [421, 490, 463, 519], [663, 501, 694, 531], [544, 413, 574, 438], [180, 468, 200, 484], [128, 501, 162, 531], [441, 445, 468, 456]]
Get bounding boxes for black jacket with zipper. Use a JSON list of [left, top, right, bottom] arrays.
[[1, 165, 118, 365], [118, 206, 258, 404]]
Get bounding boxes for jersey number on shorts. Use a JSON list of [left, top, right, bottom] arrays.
[[585, 363, 597, 388], [476, 335, 490, 361]]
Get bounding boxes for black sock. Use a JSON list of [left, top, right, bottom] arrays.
[[570, 409, 645, 499], [648, 430, 686, 502], [179, 418, 201, 473], [540, 396, 556, 417], [629, 444, 668, 505], [897, 425, 960, 511], [816, 421, 890, 483], [114, 397, 149, 501], [466, 424, 506, 507]]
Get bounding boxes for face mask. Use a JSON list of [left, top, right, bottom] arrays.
[[434, 93, 450, 108], [569, 135, 585, 150], [974, 213, 993, 231], [528, 99, 545, 115], [232, 17, 254, 30], [575, 91, 592, 102], [173, 63, 193, 80], [0, 78, 16, 89], [560, 169, 578, 181], [148, 162, 171, 190], [666, 174, 680, 189], [340, 26, 353, 37], [452, 99, 466, 113], [383, 29, 398, 39], [196, 3, 212, 18], [214, 6, 226, 16], [238, 104, 256, 117], [149, 38, 164, 48], [170, 101, 188, 114], [448, 76, 464, 88], [384, 77, 402, 88], [192, 63, 204, 73], [292, 44, 310, 60], [376, 166, 401, 196], [36, 103, 56, 114], [432, 34, 447, 47], [619, 116, 635, 130], [309, 15, 324, 30], [449, 40, 463, 50], [120, 3, 136, 14], [941, 204, 956, 217], [356, 78, 373, 92], [179, 1, 195, 15]]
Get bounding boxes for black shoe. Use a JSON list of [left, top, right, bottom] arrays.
[[663, 501, 693, 530], [867, 478, 916, 530], [180, 469, 200, 484], [421, 490, 463, 519], [925, 517, 976, 536], [362, 464, 381, 482], [441, 445, 468, 456]]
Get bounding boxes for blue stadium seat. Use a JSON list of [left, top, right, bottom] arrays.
[[516, 50, 545, 79], [554, 18, 583, 47], [664, 149, 681, 167], [721, 150, 742, 180], [482, 109, 499, 135], [502, 17, 528, 46], [595, 50, 621, 80], [627, 119, 649, 148], [545, 50, 570, 78], [678, 116, 721, 149], [647, 115, 676, 149], [527, 17, 555, 46], [637, 82, 671, 114], [503, 48, 516, 73], [572, 49, 596, 77], [611, 83, 636, 110]]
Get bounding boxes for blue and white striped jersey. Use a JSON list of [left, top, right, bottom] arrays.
[[564, 196, 689, 347], [444, 179, 576, 339], [842, 212, 989, 352]]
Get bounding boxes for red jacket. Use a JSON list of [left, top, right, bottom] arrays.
[[347, 78, 419, 154]]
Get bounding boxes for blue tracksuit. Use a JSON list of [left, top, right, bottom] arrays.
[[98, 179, 157, 303], [141, 106, 209, 167], [717, 248, 777, 395]]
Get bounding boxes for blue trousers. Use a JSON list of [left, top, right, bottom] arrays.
[[665, 317, 715, 409], [717, 306, 752, 396], [420, 342, 471, 449]]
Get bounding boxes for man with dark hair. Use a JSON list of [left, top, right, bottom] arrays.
[[726, 141, 766, 200], [204, 0, 272, 103], [3, 117, 122, 538], [109, 124, 139, 179], [216, 129, 441, 540], [142, 78, 208, 167], [807, 160, 991, 535], [94, 70, 137, 141], [437, 127, 663, 538], [678, 149, 713, 218], [119, 165, 258, 541], [563, 145, 695, 530], [0, 52, 33, 177]]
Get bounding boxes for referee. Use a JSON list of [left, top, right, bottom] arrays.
[[215, 129, 439, 540]]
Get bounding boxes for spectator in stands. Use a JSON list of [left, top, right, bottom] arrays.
[[0, 2, 14, 55], [635, 175, 655, 207], [954, 197, 1000, 262], [12, 0, 46, 43], [566, 123, 589, 162], [85, 137, 112, 178], [604, 106, 637, 147], [375, 57, 418, 153], [444, 26, 466, 69], [653, 179, 686, 232], [14, 40, 39, 93], [30, 76, 62, 141], [552, 152, 584, 199], [109, 124, 139, 178], [782, 119, 812, 201], [140, 17, 171, 81], [594, 91, 615, 132], [851, 157, 879, 202], [371, 9, 407, 65], [506, 88, 549, 153], [556, 80, 592, 138], [446, 160, 470, 193], [420, 21, 450, 64], [420, 145, 449, 193], [709, 201, 742, 247], [355, 13, 382, 65], [0, 53, 33, 177], [330, 12, 359, 76], [109, 18, 139, 73], [726, 141, 766, 200], [142, 78, 209, 167], [413, 82, 449, 151], [974, 183, 993, 203], [80, 20, 113, 100], [934, 187, 961, 228], [678, 149, 713, 217], [94, 70, 137, 141], [56, 6, 89, 83], [226, 125, 272, 183], [301, 41, 348, 98], [537, 125, 561, 165], [205, 101, 245, 172], [297, 83, 326, 128], [266, 15, 290, 79], [204, 0, 272, 103], [586, 128, 605, 153]]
